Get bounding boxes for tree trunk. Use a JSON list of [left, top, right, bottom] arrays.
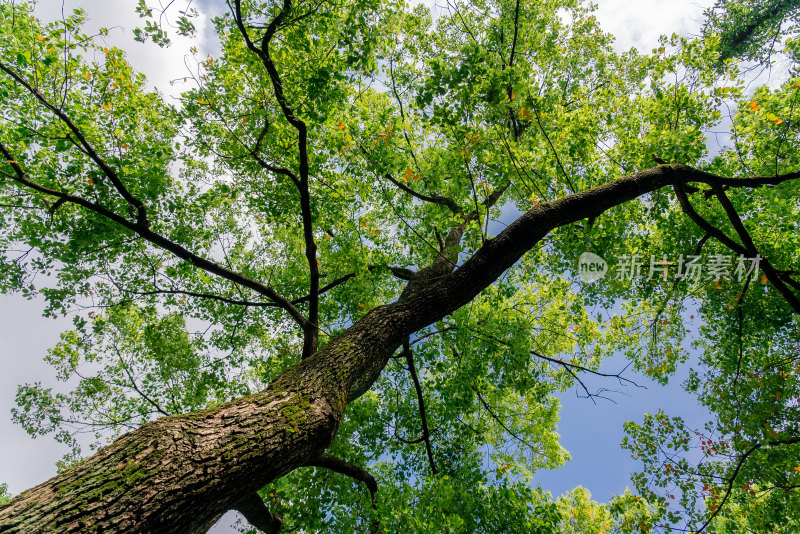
[[0, 165, 763, 532]]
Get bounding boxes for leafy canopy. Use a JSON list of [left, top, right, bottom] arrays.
[[1, 0, 799, 532]]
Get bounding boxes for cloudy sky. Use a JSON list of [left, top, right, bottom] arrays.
[[0, 0, 716, 531]]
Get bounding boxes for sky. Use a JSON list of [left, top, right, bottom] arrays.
[[0, 0, 717, 531]]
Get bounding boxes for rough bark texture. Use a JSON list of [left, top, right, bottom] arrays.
[[0, 164, 785, 532]]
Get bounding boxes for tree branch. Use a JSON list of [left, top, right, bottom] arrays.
[[0, 61, 149, 228], [695, 436, 800, 533], [673, 182, 800, 313], [232, 493, 282, 534], [383, 172, 462, 214], [711, 184, 800, 312], [403, 338, 437, 475], [232, 0, 319, 358], [0, 142, 309, 327]]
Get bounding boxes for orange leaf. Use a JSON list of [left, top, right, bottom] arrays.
[[337, 122, 345, 130], [749, 101, 760, 112], [358, 303, 365, 308], [85, 71, 92, 80], [360, 220, 367, 228], [775, 118, 784, 125], [762, 275, 768, 282]]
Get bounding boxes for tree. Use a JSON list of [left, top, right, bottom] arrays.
[[0, 0, 798, 532], [703, 0, 800, 66]]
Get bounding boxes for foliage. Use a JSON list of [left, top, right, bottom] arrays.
[[703, 0, 800, 66], [0, 0, 799, 532]]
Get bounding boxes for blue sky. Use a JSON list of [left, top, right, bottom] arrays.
[[0, 0, 718, 531]]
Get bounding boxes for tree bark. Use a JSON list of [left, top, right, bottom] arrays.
[[0, 164, 792, 532]]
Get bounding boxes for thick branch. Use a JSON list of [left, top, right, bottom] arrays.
[[233, 493, 282, 534], [302, 454, 378, 503]]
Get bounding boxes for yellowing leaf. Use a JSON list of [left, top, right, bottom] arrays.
[[87, 178, 95, 186], [749, 101, 760, 112], [337, 122, 345, 130], [373, 229, 380, 235], [360, 220, 367, 228], [775, 118, 784, 125], [103, 103, 111, 111], [36, 34, 45, 41], [85, 71, 92, 80], [198, 99, 207, 105]]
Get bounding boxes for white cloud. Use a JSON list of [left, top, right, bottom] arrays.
[[594, 0, 714, 53], [34, 0, 216, 99]]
